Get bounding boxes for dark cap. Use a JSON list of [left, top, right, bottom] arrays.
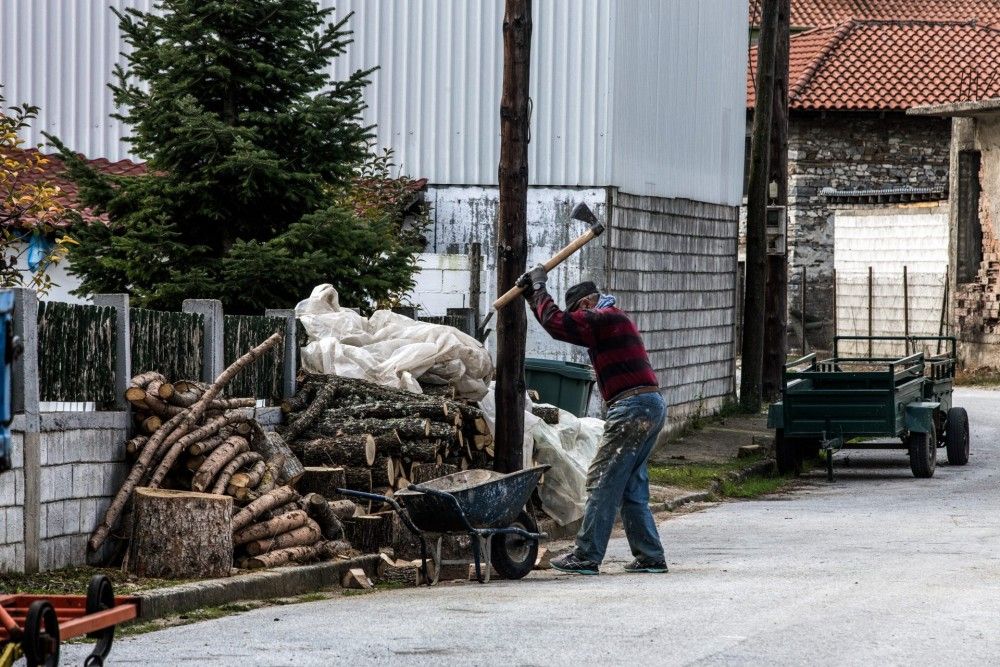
[[565, 281, 599, 311]]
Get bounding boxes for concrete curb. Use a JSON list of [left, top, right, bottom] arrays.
[[650, 490, 714, 512], [137, 554, 381, 621]]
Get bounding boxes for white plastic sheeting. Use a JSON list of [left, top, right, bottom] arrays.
[[295, 284, 493, 399], [529, 407, 604, 526]]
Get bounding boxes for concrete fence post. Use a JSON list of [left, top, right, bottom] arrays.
[[93, 294, 131, 411], [265, 309, 297, 400], [12, 288, 40, 573], [182, 299, 224, 383]]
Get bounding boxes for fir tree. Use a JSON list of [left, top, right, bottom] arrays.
[[49, 0, 423, 312]]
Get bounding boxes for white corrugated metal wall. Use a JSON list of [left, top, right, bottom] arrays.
[[1, 0, 744, 205]]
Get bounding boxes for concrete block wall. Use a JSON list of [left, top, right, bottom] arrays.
[[0, 432, 26, 571], [408, 253, 475, 316]]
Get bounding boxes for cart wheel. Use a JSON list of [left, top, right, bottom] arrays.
[[908, 430, 936, 478], [774, 430, 801, 475], [945, 407, 970, 466], [490, 510, 539, 580], [84, 575, 116, 666], [23, 600, 59, 667]]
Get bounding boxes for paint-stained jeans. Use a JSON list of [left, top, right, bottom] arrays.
[[575, 392, 667, 564]]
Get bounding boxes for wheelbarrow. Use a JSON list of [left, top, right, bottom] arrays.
[[0, 575, 139, 666], [336, 464, 549, 584]]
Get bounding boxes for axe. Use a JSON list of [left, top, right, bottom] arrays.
[[491, 202, 605, 311]]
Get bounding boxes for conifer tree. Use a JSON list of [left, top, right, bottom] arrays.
[[50, 0, 424, 312]]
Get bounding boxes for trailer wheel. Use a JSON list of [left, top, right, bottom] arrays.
[[84, 574, 116, 666], [23, 600, 59, 667], [774, 430, 801, 475], [490, 510, 539, 580], [908, 430, 936, 478], [945, 407, 970, 466]]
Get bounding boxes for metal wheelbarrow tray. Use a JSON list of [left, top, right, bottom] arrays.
[[337, 465, 549, 584], [768, 335, 970, 481]]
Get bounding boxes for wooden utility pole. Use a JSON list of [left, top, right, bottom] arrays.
[[761, 0, 790, 401], [494, 0, 532, 473], [740, 0, 779, 413]]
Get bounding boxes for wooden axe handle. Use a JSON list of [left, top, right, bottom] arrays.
[[492, 224, 604, 310]]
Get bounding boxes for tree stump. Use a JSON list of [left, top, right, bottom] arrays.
[[297, 466, 347, 498], [129, 488, 233, 579]]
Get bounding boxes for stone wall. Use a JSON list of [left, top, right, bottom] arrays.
[[760, 112, 952, 348], [608, 193, 739, 423]]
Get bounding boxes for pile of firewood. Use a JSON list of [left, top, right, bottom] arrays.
[[279, 373, 494, 499], [94, 333, 362, 576]]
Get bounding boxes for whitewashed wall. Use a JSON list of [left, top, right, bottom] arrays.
[[3, 242, 88, 305], [1, 0, 746, 205], [834, 206, 949, 355]]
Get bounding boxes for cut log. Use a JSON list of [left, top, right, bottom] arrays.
[[473, 434, 493, 450], [232, 486, 299, 532], [245, 520, 321, 556], [378, 553, 420, 586], [324, 401, 451, 423], [410, 463, 459, 485], [303, 493, 344, 540], [320, 417, 431, 439], [129, 371, 166, 389], [187, 434, 227, 457], [343, 467, 372, 493], [233, 510, 309, 545], [371, 457, 395, 488], [124, 386, 148, 404], [427, 422, 457, 441], [340, 567, 373, 589], [369, 487, 393, 512], [140, 415, 163, 435], [344, 514, 392, 554], [531, 405, 560, 425], [148, 412, 250, 490], [282, 381, 337, 442], [534, 547, 552, 570], [211, 451, 263, 495], [245, 421, 304, 485], [124, 435, 149, 459], [299, 435, 376, 468], [185, 455, 207, 473], [128, 488, 232, 579], [192, 436, 249, 492], [383, 439, 438, 463], [242, 545, 318, 570], [328, 499, 358, 521], [296, 466, 347, 499], [229, 460, 268, 493], [317, 540, 352, 561]]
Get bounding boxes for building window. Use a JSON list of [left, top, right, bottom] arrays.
[[957, 150, 983, 284]]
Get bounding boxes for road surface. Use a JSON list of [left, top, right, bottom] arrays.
[[68, 388, 1000, 665]]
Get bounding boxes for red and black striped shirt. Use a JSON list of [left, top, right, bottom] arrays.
[[529, 291, 658, 402]]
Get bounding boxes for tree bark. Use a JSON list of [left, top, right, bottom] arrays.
[[343, 467, 373, 493], [299, 435, 376, 467], [130, 371, 166, 389], [233, 510, 309, 545], [410, 462, 459, 485], [531, 405, 559, 424], [324, 401, 451, 423], [317, 539, 352, 560], [232, 485, 299, 532], [229, 460, 267, 493], [245, 520, 320, 556], [128, 488, 233, 579], [382, 439, 439, 463], [344, 514, 392, 554], [319, 417, 430, 439], [282, 381, 337, 442], [371, 457, 395, 488], [211, 451, 262, 495], [193, 436, 249, 492], [302, 493, 344, 540], [187, 433, 227, 457], [248, 422, 305, 485], [241, 545, 318, 570], [296, 466, 347, 499], [378, 553, 420, 586]]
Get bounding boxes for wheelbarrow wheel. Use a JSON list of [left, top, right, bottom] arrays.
[[23, 600, 59, 667], [908, 430, 936, 479], [83, 575, 116, 666], [945, 407, 970, 466], [490, 510, 539, 580]]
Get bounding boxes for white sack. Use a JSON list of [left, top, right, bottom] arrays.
[[295, 284, 494, 399], [529, 406, 604, 526]]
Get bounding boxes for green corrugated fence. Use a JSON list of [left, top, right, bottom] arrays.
[[130, 308, 204, 382], [223, 315, 285, 401], [36, 301, 117, 407]]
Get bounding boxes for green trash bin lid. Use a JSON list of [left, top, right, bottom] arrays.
[[524, 358, 596, 381]]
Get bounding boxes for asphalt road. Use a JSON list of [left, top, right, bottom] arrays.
[[67, 388, 1000, 666]]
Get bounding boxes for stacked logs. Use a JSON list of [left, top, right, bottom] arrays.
[[98, 334, 361, 574], [280, 374, 494, 501]]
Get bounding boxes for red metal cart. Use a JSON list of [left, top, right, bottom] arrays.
[[0, 575, 139, 666]]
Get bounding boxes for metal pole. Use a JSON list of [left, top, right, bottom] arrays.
[[903, 265, 910, 352], [868, 266, 874, 357]]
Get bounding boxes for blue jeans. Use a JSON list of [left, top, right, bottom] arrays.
[[575, 392, 667, 564]]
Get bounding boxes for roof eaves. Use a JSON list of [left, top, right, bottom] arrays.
[[790, 21, 857, 105]]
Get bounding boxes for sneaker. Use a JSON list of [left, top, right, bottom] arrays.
[[550, 552, 600, 575], [624, 558, 668, 573]]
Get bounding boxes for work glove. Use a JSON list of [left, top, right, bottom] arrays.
[[517, 264, 548, 297]]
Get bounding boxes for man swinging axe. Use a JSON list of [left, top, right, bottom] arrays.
[[516, 261, 668, 575]]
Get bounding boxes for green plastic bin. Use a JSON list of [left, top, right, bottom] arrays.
[[524, 358, 596, 417]]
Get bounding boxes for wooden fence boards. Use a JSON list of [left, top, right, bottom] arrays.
[[36, 301, 117, 406], [130, 309, 204, 381], [223, 315, 284, 400]]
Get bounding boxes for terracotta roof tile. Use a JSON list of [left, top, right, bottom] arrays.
[[749, 0, 1000, 29], [747, 20, 1000, 110], [1, 149, 146, 228]]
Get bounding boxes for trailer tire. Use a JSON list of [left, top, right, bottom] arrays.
[[490, 510, 539, 580], [775, 430, 801, 475], [945, 407, 970, 466], [23, 600, 59, 667], [908, 430, 936, 478]]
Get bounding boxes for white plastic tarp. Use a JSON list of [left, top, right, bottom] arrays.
[[529, 406, 604, 526], [295, 284, 494, 399]]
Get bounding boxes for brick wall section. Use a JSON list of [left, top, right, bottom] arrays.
[[953, 182, 1000, 353], [0, 433, 26, 571], [608, 193, 738, 422]]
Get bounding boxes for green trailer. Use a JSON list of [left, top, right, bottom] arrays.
[[767, 336, 970, 481]]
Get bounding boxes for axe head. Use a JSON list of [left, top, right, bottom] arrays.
[[571, 203, 598, 226]]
